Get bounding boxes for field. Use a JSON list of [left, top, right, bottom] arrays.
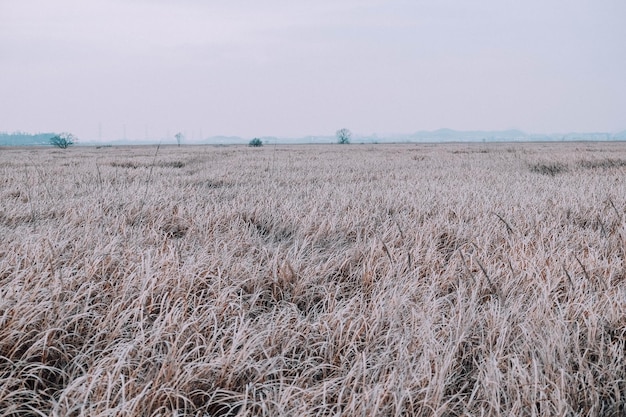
[[1, 142, 625, 416]]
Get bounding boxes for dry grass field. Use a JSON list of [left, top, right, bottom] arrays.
[[1, 142, 625, 416]]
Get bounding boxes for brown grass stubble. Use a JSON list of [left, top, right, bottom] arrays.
[[0, 142, 625, 416]]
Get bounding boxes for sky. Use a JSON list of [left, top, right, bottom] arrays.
[[1, 0, 625, 141]]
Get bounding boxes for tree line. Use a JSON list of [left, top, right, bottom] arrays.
[[0, 132, 57, 146]]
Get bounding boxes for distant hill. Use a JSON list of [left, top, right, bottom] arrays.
[[380, 129, 626, 143], [246, 129, 626, 144], [403, 129, 527, 142]]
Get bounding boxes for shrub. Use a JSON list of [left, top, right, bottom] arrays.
[[249, 138, 263, 147]]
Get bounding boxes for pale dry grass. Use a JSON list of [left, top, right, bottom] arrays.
[[0, 142, 625, 416]]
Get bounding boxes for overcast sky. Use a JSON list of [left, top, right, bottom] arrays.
[[1, 0, 625, 141]]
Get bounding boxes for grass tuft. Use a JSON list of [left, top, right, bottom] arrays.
[[529, 161, 568, 176]]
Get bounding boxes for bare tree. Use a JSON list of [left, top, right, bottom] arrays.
[[174, 132, 184, 147], [49, 133, 76, 149], [336, 128, 351, 145]]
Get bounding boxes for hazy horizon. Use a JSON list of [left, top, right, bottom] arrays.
[[2, 0, 625, 141]]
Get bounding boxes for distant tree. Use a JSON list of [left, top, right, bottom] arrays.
[[49, 133, 76, 149], [249, 138, 263, 147], [336, 128, 351, 145], [174, 132, 184, 147]]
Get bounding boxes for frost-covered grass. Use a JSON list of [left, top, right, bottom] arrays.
[[1, 142, 625, 416]]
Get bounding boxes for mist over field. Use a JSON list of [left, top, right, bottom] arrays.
[[1, 143, 625, 415], [2, 129, 626, 147]]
